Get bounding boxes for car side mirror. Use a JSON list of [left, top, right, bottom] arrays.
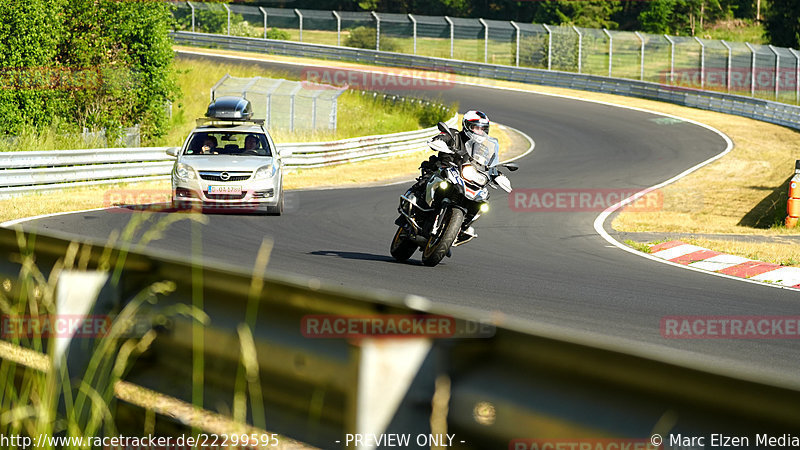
[[166, 147, 179, 157], [279, 148, 293, 158], [503, 163, 519, 172]]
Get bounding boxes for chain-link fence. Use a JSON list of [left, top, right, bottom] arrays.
[[172, 2, 800, 104], [211, 75, 346, 132]]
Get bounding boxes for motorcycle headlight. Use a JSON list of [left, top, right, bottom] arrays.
[[175, 163, 197, 181], [254, 163, 277, 181], [461, 164, 488, 185]]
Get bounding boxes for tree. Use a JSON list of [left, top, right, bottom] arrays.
[[0, 0, 177, 140], [0, 0, 66, 134], [765, 0, 800, 47]]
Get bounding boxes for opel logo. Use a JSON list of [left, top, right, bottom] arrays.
[[220, 172, 230, 181]]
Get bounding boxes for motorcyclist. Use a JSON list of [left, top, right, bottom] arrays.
[[415, 110, 491, 189]]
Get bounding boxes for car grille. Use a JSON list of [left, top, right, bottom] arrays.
[[204, 192, 247, 200], [199, 171, 251, 182]]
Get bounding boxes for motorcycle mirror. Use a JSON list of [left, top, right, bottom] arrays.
[[503, 163, 520, 172], [437, 122, 455, 140]]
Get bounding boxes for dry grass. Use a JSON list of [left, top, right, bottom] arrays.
[[0, 180, 171, 224]]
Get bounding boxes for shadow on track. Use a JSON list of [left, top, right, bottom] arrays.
[[309, 250, 415, 264]]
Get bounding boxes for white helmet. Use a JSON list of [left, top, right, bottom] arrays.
[[462, 110, 490, 138]]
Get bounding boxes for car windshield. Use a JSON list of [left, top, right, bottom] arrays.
[[184, 131, 272, 157]]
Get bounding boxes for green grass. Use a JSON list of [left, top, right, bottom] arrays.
[[701, 19, 766, 45], [157, 57, 455, 147]]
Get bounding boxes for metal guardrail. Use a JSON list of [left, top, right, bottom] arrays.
[[0, 114, 456, 199], [1, 227, 799, 448], [172, 31, 800, 132]]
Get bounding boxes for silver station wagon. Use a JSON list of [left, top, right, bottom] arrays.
[[167, 96, 289, 215]]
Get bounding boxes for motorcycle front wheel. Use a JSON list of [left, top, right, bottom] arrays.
[[390, 226, 418, 262], [421, 207, 464, 267]]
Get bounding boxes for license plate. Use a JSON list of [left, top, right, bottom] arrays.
[[208, 185, 242, 195]]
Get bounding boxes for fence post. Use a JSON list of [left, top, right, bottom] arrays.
[[187, 1, 195, 33], [695, 36, 705, 89], [294, 9, 303, 42], [259, 7, 268, 39], [769, 45, 780, 100], [604, 28, 612, 77], [408, 14, 417, 55], [510, 22, 521, 67], [223, 3, 231, 36], [720, 40, 732, 93], [634, 31, 645, 81], [745, 42, 756, 97], [573, 25, 582, 74], [332, 11, 341, 47], [664, 34, 675, 84], [288, 84, 302, 132], [479, 19, 488, 64], [210, 74, 230, 102], [790, 48, 800, 104], [444, 16, 454, 59], [542, 24, 551, 70], [372, 12, 380, 51]]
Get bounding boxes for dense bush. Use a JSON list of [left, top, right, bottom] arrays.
[[0, 0, 177, 141], [267, 27, 291, 40], [345, 26, 398, 52]]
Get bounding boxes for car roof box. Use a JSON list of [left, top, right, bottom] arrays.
[[206, 96, 253, 120]]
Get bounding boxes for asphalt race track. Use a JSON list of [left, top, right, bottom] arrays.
[[17, 53, 800, 380]]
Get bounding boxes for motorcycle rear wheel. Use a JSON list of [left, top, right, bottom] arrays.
[[390, 226, 418, 262], [421, 207, 464, 266]]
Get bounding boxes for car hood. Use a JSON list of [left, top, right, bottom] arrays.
[[178, 156, 274, 172]]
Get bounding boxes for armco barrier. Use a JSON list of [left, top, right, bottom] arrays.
[[0, 227, 799, 448], [172, 31, 800, 132], [0, 114, 456, 199]]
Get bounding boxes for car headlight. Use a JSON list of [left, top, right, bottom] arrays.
[[175, 163, 197, 181], [461, 164, 488, 185], [254, 164, 277, 181]]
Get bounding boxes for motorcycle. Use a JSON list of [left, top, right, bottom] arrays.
[[390, 122, 519, 266]]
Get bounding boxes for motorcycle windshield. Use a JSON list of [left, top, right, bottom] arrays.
[[465, 135, 499, 169]]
